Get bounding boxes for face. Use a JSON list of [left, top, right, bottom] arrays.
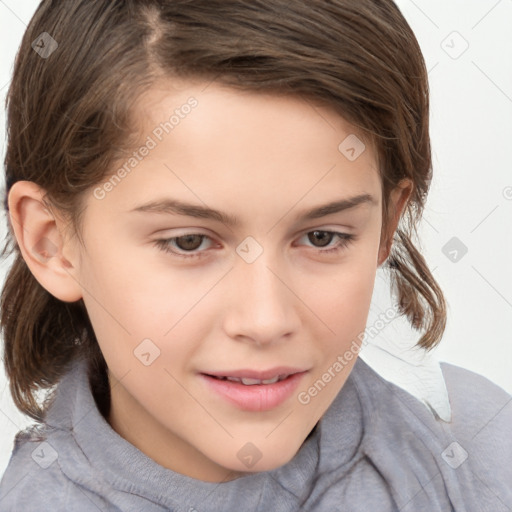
[[29, 79, 410, 482]]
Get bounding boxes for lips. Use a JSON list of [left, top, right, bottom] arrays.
[[200, 367, 308, 411], [212, 375, 289, 385], [204, 366, 305, 382]]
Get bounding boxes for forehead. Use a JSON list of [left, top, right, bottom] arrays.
[[93, 78, 381, 222], [134, 77, 375, 154]]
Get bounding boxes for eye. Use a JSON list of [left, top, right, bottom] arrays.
[[297, 230, 355, 254], [153, 234, 213, 259], [153, 230, 355, 259]]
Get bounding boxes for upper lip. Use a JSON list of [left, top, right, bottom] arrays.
[[203, 367, 308, 380]]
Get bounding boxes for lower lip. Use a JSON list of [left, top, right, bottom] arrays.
[[200, 372, 307, 412]]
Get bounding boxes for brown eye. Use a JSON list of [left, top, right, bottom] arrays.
[[298, 230, 355, 255], [174, 234, 205, 251], [154, 233, 213, 259], [307, 230, 335, 248]]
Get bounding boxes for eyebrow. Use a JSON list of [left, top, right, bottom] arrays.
[[130, 193, 376, 227]]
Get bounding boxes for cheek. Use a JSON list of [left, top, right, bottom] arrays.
[[315, 238, 379, 330], [77, 245, 215, 370], [316, 237, 378, 310], [317, 274, 376, 356]]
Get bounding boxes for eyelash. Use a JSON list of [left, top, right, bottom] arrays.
[[153, 230, 355, 260]]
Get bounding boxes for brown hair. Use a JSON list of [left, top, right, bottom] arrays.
[[1, 0, 446, 421]]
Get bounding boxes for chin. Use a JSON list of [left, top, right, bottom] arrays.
[[227, 436, 304, 475]]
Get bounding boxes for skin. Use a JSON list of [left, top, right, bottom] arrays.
[[8, 79, 412, 483]]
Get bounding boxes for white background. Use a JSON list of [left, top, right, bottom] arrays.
[[0, 0, 511, 478]]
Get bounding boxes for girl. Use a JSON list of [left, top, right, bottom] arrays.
[[0, 1, 510, 510]]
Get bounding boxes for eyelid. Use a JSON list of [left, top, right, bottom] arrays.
[[154, 224, 354, 240], [295, 224, 356, 238], [153, 227, 356, 259]]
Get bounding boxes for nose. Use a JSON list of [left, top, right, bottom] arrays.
[[222, 250, 301, 346]]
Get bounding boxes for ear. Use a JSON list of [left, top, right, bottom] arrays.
[[7, 180, 83, 302], [377, 178, 413, 267]]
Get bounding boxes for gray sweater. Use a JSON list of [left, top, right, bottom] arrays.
[[0, 355, 510, 511]]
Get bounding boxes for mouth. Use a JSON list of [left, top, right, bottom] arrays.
[[199, 368, 308, 411], [203, 366, 306, 382], [206, 374, 291, 385]]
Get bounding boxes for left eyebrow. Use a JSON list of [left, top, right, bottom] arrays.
[[298, 194, 376, 221], [129, 193, 376, 227]]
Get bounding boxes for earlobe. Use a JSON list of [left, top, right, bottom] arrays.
[[7, 180, 83, 302]]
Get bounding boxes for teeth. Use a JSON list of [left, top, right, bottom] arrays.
[[222, 375, 286, 385], [261, 376, 280, 384], [241, 377, 265, 385]]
